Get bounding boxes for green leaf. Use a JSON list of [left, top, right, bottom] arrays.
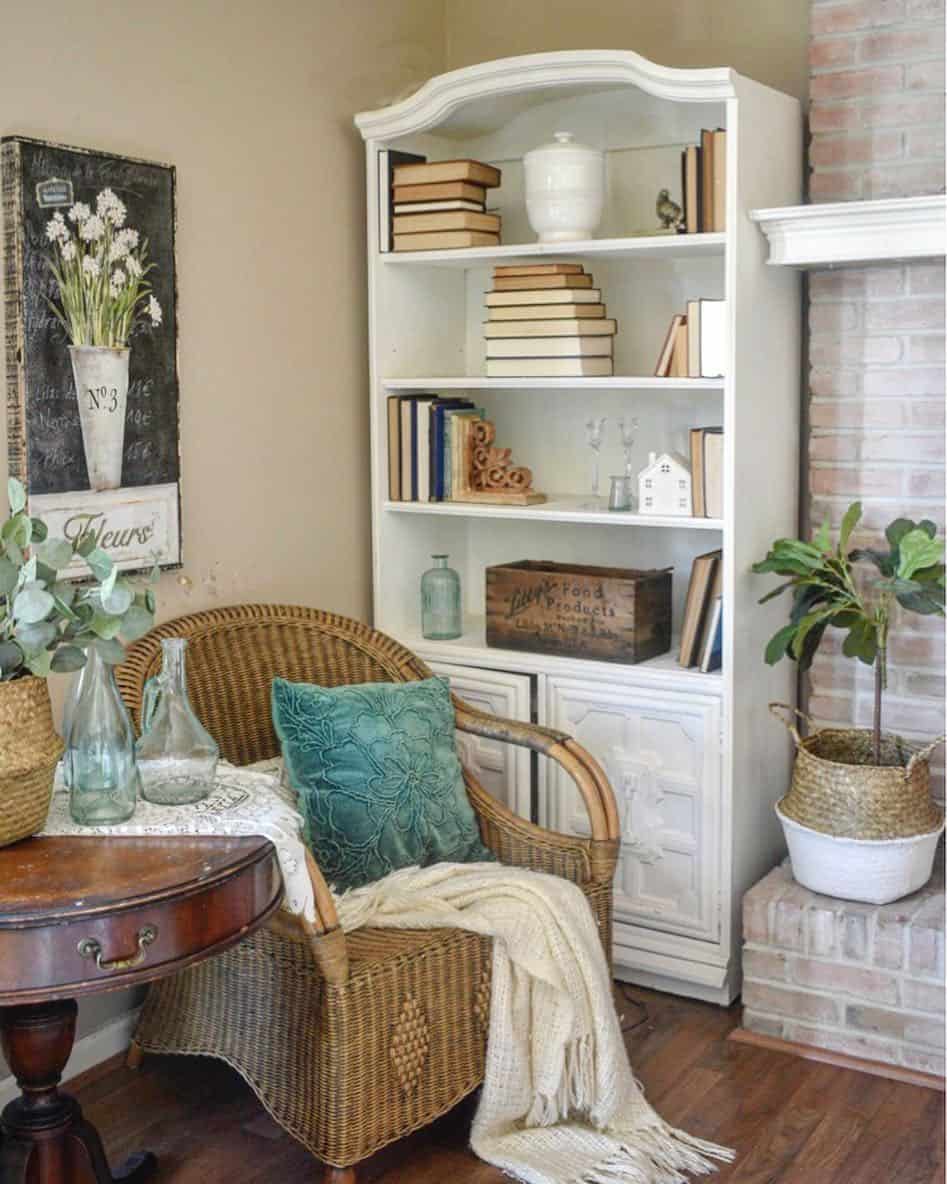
[[14, 620, 57, 655], [758, 580, 797, 605], [886, 517, 917, 547], [918, 519, 938, 540], [29, 518, 48, 543], [34, 538, 74, 571], [120, 603, 154, 641], [0, 640, 23, 677], [85, 547, 112, 582], [7, 478, 26, 515], [791, 609, 835, 661], [839, 502, 862, 552], [90, 611, 123, 640], [50, 645, 87, 673], [94, 638, 126, 665], [897, 529, 944, 581], [850, 547, 896, 577], [145, 588, 156, 614], [24, 649, 53, 677], [897, 584, 946, 616], [813, 518, 832, 554], [101, 579, 133, 616], [4, 539, 24, 567], [842, 619, 878, 666], [52, 581, 77, 608], [764, 624, 798, 665], [75, 533, 96, 559], [0, 557, 17, 597], [12, 586, 54, 624], [796, 620, 829, 672]]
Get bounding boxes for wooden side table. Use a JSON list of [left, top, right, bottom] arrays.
[[0, 834, 282, 1183]]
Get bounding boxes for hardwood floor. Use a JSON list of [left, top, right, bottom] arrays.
[[69, 985, 944, 1183]]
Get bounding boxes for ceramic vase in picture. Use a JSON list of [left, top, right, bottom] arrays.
[[69, 345, 130, 492], [523, 132, 605, 243], [421, 555, 462, 640]]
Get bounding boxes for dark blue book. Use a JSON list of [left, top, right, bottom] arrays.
[[700, 596, 723, 672], [432, 399, 474, 500]]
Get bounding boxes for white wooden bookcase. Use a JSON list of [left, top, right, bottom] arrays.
[[356, 50, 802, 1004]]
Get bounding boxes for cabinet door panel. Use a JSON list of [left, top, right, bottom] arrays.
[[542, 676, 720, 943], [427, 661, 532, 819]]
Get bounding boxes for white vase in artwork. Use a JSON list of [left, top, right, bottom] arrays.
[[523, 132, 605, 243], [69, 345, 129, 492]]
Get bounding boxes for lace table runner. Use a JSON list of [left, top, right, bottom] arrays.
[[41, 760, 315, 923]]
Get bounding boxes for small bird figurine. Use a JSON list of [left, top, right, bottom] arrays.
[[656, 188, 683, 231]]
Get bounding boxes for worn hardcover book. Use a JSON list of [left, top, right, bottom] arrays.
[[393, 199, 485, 214], [679, 549, 721, 667], [393, 180, 487, 204], [484, 318, 617, 338], [686, 299, 701, 378], [699, 595, 723, 673], [394, 230, 499, 251], [689, 428, 705, 517], [712, 129, 727, 232], [700, 129, 714, 234], [669, 319, 689, 378], [392, 159, 501, 188], [654, 314, 683, 378], [486, 288, 602, 307], [392, 210, 500, 234], [493, 273, 593, 291], [486, 337, 613, 358], [485, 357, 614, 377], [387, 396, 401, 500], [703, 429, 724, 519], [488, 302, 606, 321], [683, 145, 700, 235], [493, 263, 585, 277]]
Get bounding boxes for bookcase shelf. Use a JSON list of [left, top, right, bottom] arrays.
[[380, 232, 726, 268], [384, 496, 723, 530], [357, 49, 801, 1005], [381, 377, 725, 392]]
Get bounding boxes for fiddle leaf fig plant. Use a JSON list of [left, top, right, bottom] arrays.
[[752, 502, 945, 764], [0, 477, 157, 681]]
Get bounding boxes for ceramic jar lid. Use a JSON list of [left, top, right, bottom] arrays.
[[524, 131, 602, 169]]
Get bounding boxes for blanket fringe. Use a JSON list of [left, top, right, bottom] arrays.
[[576, 1125, 735, 1184]]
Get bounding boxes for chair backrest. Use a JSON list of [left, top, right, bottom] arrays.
[[117, 604, 431, 767]]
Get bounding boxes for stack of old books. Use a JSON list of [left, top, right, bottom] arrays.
[[654, 299, 726, 379], [387, 158, 502, 252], [680, 128, 727, 234], [483, 263, 617, 377]]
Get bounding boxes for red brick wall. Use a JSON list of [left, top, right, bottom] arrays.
[[807, 0, 945, 791]]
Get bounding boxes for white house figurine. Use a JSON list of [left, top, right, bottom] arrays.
[[638, 451, 692, 516]]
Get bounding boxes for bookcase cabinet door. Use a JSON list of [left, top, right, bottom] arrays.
[[542, 675, 722, 944], [427, 660, 532, 819]]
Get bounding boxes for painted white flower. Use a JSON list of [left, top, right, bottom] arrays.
[[61, 240, 77, 262], [108, 227, 140, 261], [79, 214, 105, 242], [148, 295, 162, 326], [67, 202, 91, 224], [97, 188, 127, 227], [121, 228, 139, 250], [82, 255, 100, 281], [126, 255, 142, 278], [110, 268, 127, 295], [45, 212, 67, 243]]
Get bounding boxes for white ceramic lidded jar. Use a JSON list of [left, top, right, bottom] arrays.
[[523, 131, 605, 243]]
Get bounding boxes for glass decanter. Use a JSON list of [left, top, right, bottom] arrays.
[[421, 555, 462, 640], [67, 645, 140, 825], [136, 637, 219, 805]]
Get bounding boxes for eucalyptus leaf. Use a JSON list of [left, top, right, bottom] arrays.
[[3, 540, 23, 567], [120, 603, 154, 641], [0, 557, 17, 596], [75, 533, 96, 559], [50, 645, 87, 673], [29, 518, 47, 543], [94, 638, 126, 665], [24, 648, 53, 677], [85, 547, 113, 582], [14, 620, 57, 653], [7, 478, 25, 515], [101, 579, 133, 617], [35, 538, 74, 571], [0, 641, 23, 676], [12, 586, 54, 625], [90, 612, 123, 640]]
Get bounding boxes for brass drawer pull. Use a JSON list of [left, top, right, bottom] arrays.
[[77, 925, 158, 971]]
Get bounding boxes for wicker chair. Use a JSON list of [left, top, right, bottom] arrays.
[[116, 604, 620, 1183]]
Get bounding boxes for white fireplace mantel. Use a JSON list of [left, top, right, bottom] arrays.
[[750, 194, 946, 269]]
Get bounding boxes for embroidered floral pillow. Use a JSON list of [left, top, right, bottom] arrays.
[[271, 676, 494, 891]]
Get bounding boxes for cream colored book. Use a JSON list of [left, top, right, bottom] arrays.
[[488, 303, 606, 321], [486, 288, 601, 307], [493, 263, 585, 277], [484, 318, 617, 338], [393, 180, 486, 203], [392, 159, 501, 188], [392, 210, 500, 234], [486, 337, 613, 358], [394, 230, 500, 252], [485, 357, 614, 377], [493, 273, 593, 290]]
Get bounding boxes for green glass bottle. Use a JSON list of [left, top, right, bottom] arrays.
[[421, 555, 462, 640]]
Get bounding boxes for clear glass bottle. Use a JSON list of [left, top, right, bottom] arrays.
[[421, 555, 462, 640], [60, 660, 89, 791], [67, 645, 140, 825], [136, 637, 219, 805]]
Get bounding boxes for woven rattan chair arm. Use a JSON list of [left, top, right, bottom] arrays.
[[454, 703, 620, 844]]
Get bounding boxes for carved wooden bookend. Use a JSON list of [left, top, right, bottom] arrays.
[[458, 419, 546, 506]]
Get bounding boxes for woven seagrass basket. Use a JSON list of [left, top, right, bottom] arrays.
[[0, 675, 64, 847], [771, 702, 945, 841]]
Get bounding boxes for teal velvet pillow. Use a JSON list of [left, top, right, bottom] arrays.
[[271, 676, 494, 891]]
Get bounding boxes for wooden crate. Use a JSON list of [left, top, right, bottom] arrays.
[[485, 560, 672, 664]]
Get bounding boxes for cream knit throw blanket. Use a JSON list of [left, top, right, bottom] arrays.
[[335, 862, 733, 1184]]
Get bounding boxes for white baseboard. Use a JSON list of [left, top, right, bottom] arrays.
[[0, 1007, 141, 1108]]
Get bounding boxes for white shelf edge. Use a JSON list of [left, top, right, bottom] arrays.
[[750, 195, 946, 268], [384, 497, 723, 530], [380, 233, 726, 268], [402, 620, 724, 691], [381, 376, 725, 392], [354, 51, 737, 141]]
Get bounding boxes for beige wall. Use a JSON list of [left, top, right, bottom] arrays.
[[446, 0, 809, 102], [0, 0, 444, 1069]]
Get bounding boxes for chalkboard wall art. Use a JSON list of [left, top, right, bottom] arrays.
[[2, 136, 181, 572]]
